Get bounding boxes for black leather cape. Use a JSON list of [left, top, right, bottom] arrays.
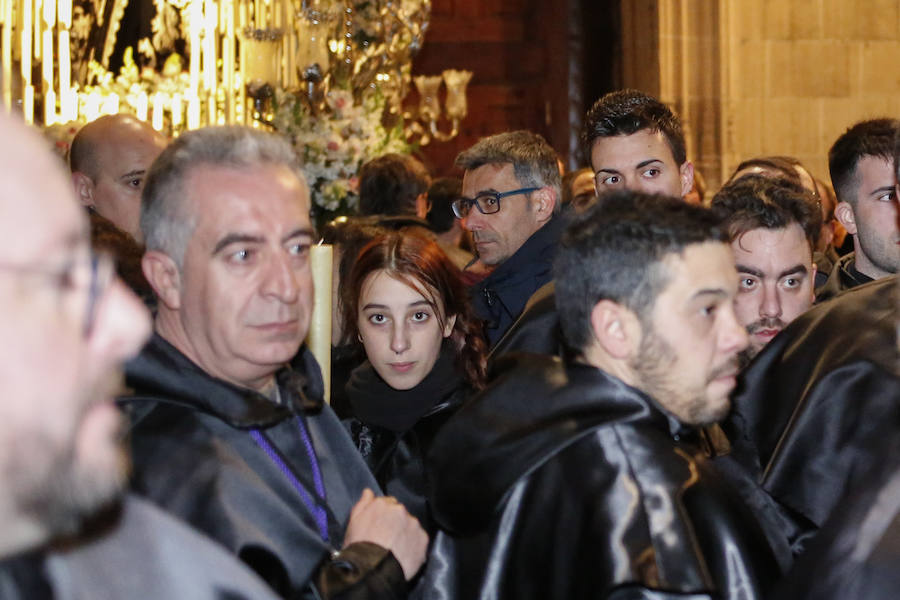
[[772, 435, 900, 599], [469, 216, 563, 345], [120, 334, 407, 600], [724, 276, 899, 550], [424, 354, 781, 599]]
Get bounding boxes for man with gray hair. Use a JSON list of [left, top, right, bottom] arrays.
[[452, 130, 562, 345], [122, 126, 428, 599]]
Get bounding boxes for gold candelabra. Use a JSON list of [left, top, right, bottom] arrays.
[[0, 0, 470, 144]]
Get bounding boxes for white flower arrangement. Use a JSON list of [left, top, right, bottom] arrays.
[[272, 86, 413, 223]]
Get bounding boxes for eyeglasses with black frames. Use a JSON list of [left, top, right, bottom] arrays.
[[451, 186, 540, 219], [0, 251, 115, 336]]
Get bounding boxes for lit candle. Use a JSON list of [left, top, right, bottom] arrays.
[[58, 30, 71, 116], [306, 244, 333, 403], [101, 93, 119, 115], [42, 0, 55, 27], [41, 29, 52, 90], [33, 0, 41, 60], [171, 92, 182, 128], [21, 0, 32, 85], [44, 89, 55, 124], [223, 0, 234, 123], [189, 0, 200, 93], [151, 92, 164, 130], [84, 91, 101, 121], [57, 0, 70, 27], [23, 85, 34, 123], [187, 93, 200, 128], [135, 91, 148, 121], [2, 0, 11, 110]]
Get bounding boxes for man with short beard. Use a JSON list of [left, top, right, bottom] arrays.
[[818, 118, 900, 301], [710, 175, 820, 363], [426, 192, 783, 599], [0, 113, 282, 599]]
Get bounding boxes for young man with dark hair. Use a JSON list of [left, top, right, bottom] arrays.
[[819, 118, 900, 300], [427, 192, 782, 599], [711, 175, 820, 361], [358, 153, 431, 218], [582, 89, 694, 198]]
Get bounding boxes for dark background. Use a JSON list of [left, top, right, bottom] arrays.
[[411, 0, 621, 175]]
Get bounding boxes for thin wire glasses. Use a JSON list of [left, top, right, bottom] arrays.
[[451, 186, 540, 218], [0, 251, 115, 336]]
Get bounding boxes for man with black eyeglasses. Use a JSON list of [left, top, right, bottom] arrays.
[[452, 130, 562, 346]]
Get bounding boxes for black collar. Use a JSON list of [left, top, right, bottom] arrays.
[[122, 333, 325, 429]]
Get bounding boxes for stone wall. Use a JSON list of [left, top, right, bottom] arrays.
[[623, 0, 900, 191]]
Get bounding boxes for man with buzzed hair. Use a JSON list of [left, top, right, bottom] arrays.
[[123, 125, 427, 599], [427, 192, 781, 599], [583, 89, 694, 199], [818, 118, 900, 301], [70, 114, 167, 242]]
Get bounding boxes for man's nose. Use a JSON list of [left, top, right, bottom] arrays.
[[261, 251, 301, 303], [89, 277, 152, 364], [759, 283, 782, 319]]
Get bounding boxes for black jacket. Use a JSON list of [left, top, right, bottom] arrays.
[[120, 334, 407, 600], [469, 216, 563, 345], [815, 251, 872, 302], [425, 354, 781, 599], [344, 349, 466, 535], [724, 277, 899, 550]]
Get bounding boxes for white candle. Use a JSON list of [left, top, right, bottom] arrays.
[[2, 0, 11, 110], [223, 0, 234, 123], [151, 92, 164, 130], [171, 92, 182, 128], [57, 0, 70, 27], [21, 0, 32, 84], [33, 0, 41, 60], [42, 0, 54, 27], [57, 29, 72, 95], [84, 91, 101, 121], [44, 89, 55, 124], [135, 91, 148, 120], [306, 244, 333, 403], [187, 93, 200, 128], [41, 28, 51, 89], [101, 92, 119, 115], [189, 0, 200, 92]]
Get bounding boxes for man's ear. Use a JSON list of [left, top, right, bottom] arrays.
[[589, 299, 641, 360], [531, 187, 557, 223], [834, 201, 857, 235], [142, 250, 182, 310], [72, 172, 95, 208], [415, 193, 430, 219], [679, 160, 695, 199]]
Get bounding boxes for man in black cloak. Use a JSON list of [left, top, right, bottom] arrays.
[[426, 192, 783, 599]]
